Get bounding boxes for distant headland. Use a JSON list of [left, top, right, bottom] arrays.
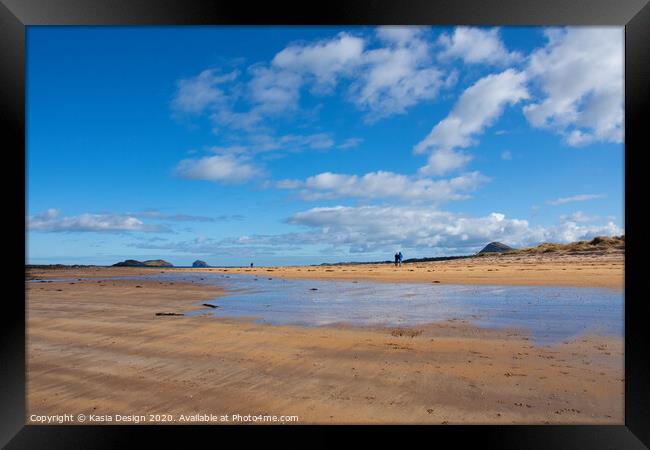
[[112, 259, 173, 267]]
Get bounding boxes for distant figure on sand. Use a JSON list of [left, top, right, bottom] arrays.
[[398, 251, 403, 267], [250, 262, 254, 268], [394, 252, 399, 267]]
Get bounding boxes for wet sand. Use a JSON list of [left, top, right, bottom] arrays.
[[177, 252, 624, 289], [26, 257, 624, 424]]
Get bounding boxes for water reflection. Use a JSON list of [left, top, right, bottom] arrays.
[[174, 273, 623, 345]]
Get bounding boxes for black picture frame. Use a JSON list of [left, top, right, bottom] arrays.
[[2, 0, 648, 447]]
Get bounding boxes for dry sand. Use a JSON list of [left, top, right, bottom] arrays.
[[175, 252, 624, 289], [26, 254, 624, 424]]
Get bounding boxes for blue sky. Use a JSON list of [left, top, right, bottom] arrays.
[[26, 26, 624, 266]]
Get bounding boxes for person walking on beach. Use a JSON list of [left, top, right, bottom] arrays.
[[398, 251, 403, 267], [394, 252, 399, 267]]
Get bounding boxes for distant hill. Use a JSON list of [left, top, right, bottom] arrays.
[[192, 260, 209, 268], [478, 242, 515, 254], [112, 259, 173, 267]]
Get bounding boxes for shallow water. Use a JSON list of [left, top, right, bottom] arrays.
[[30, 272, 623, 345], [171, 273, 621, 345]]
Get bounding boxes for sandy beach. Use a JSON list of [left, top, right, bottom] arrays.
[[26, 253, 624, 424], [179, 252, 624, 289], [23, 22, 628, 432]]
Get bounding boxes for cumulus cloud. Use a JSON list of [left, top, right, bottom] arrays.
[[247, 65, 304, 114], [549, 219, 621, 243], [170, 27, 623, 194], [28, 209, 167, 233], [523, 27, 624, 146], [351, 27, 451, 120], [546, 194, 604, 206], [272, 32, 365, 90], [421, 149, 473, 176], [171, 69, 238, 114], [287, 205, 622, 253], [175, 153, 263, 183], [129, 205, 623, 257], [249, 27, 452, 121], [438, 27, 523, 65], [278, 171, 489, 203], [223, 32, 364, 123], [288, 207, 534, 251], [173, 132, 358, 185], [180, 27, 456, 133], [414, 69, 529, 175]]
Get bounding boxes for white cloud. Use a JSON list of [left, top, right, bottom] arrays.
[[130, 210, 217, 222], [129, 205, 623, 257], [172, 132, 352, 184], [278, 171, 489, 203], [547, 194, 604, 206], [173, 27, 457, 138], [241, 28, 452, 124], [420, 148, 473, 176], [211, 108, 263, 132], [438, 27, 522, 65], [376, 26, 427, 46], [171, 69, 238, 114], [28, 209, 167, 233], [351, 27, 450, 120], [247, 65, 303, 114], [248, 133, 335, 152], [523, 27, 623, 146], [559, 211, 598, 223], [175, 153, 262, 183], [232, 32, 364, 121], [131, 233, 317, 256], [337, 137, 363, 149], [287, 205, 622, 253], [501, 150, 512, 160], [414, 69, 529, 175], [548, 219, 621, 243], [272, 32, 365, 90], [198, 133, 341, 156]]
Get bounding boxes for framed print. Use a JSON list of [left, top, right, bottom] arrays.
[[2, 0, 648, 447]]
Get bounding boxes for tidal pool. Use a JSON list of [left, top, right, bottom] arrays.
[[169, 272, 623, 345], [31, 272, 622, 345]]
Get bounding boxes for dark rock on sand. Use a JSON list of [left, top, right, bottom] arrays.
[[202, 303, 218, 308], [155, 312, 184, 316]]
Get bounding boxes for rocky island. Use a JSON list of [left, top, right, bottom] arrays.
[[112, 259, 173, 267]]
